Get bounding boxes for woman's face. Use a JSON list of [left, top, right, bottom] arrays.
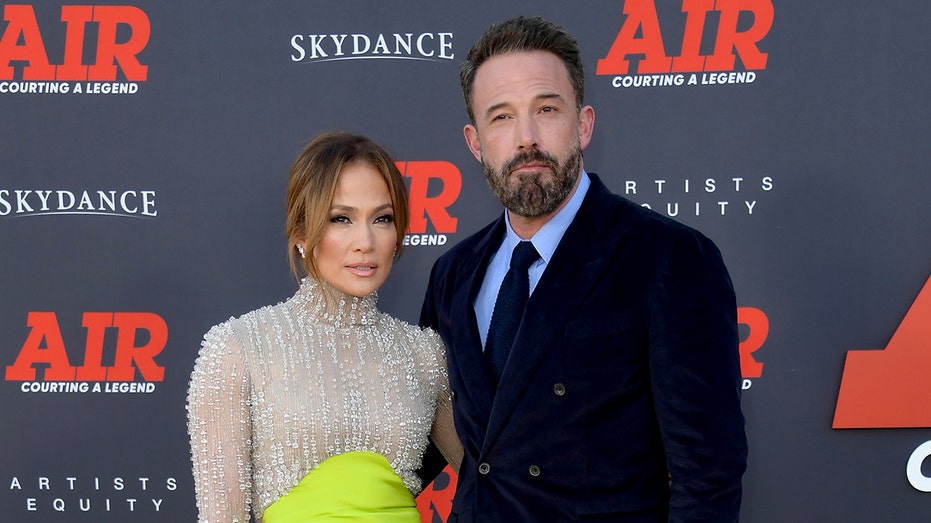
[[311, 161, 398, 297]]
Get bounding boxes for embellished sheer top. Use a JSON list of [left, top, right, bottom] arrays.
[[187, 278, 459, 522]]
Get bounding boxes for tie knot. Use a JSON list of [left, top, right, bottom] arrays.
[[510, 241, 539, 272]]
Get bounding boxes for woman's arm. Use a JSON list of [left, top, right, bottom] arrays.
[[430, 387, 463, 473], [187, 322, 253, 522]]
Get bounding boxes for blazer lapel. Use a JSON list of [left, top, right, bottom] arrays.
[[449, 217, 506, 438]]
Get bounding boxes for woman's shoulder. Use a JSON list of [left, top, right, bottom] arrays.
[[215, 294, 297, 330], [201, 297, 295, 355], [380, 312, 441, 345], [379, 313, 445, 370]]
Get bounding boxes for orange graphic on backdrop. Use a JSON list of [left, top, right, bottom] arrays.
[[595, 0, 773, 75], [4, 312, 167, 382], [396, 161, 460, 235], [833, 275, 931, 428], [416, 467, 455, 523], [0, 5, 150, 82]]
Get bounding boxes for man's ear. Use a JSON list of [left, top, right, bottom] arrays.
[[464, 124, 483, 163], [578, 105, 595, 151]]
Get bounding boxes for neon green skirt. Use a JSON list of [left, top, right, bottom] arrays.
[[262, 451, 419, 523]]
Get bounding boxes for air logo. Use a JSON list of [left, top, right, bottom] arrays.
[[597, 0, 772, 84], [0, 4, 149, 82], [833, 275, 931, 492], [5, 312, 167, 386], [397, 161, 460, 247], [738, 306, 766, 388]]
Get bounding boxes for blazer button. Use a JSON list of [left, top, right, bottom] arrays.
[[553, 383, 566, 396], [529, 465, 541, 477], [478, 463, 491, 475]]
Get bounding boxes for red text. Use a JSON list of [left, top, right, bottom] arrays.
[[0, 5, 149, 81], [5, 312, 167, 382], [596, 0, 773, 75]]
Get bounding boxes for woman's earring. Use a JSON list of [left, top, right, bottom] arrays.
[[297, 244, 306, 259]]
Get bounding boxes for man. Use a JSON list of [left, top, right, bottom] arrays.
[[421, 16, 747, 522]]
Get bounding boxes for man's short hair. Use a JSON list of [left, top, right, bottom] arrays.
[[460, 16, 585, 123]]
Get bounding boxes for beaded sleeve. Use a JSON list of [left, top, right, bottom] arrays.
[[187, 322, 253, 522]]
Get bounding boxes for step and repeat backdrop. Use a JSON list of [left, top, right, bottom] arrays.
[[2, 1, 930, 521]]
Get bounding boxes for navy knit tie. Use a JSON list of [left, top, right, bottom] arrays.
[[486, 241, 539, 380]]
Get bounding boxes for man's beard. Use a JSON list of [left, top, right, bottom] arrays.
[[482, 142, 582, 218]]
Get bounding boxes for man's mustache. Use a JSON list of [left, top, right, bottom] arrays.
[[503, 149, 559, 174]]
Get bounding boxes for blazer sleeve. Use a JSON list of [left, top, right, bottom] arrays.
[[648, 229, 748, 523], [420, 260, 444, 331]]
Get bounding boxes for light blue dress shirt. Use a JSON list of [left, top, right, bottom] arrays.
[[475, 171, 591, 348]]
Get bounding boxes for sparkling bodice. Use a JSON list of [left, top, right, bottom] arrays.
[[187, 278, 453, 522]]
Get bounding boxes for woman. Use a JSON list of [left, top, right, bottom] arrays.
[[187, 131, 461, 522]]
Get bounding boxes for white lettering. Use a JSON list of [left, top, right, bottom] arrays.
[[35, 190, 52, 210], [438, 32, 454, 59], [308, 34, 328, 58], [289, 35, 305, 61], [330, 34, 348, 56], [402, 234, 448, 246], [120, 191, 138, 213], [58, 190, 76, 210], [372, 34, 390, 54], [16, 190, 34, 213], [907, 440, 931, 492], [77, 191, 94, 210], [352, 34, 371, 54], [0, 189, 157, 218], [294, 32, 454, 61], [416, 33, 434, 56]]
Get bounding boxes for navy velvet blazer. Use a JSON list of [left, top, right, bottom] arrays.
[[421, 174, 747, 522]]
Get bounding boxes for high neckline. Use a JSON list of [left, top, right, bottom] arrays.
[[295, 277, 379, 328]]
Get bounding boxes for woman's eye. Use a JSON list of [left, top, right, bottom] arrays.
[[330, 215, 351, 224], [375, 214, 395, 224]]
